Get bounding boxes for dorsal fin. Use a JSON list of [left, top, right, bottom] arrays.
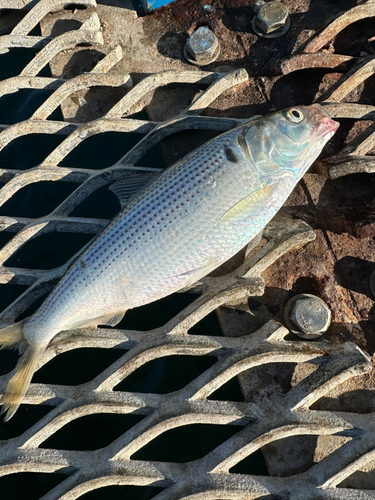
[[109, 172, 159, 208]]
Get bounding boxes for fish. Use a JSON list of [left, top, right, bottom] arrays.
[[0, 104, 339, 420]]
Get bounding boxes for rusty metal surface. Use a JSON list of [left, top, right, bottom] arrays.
[[0, 0, 374, 498]]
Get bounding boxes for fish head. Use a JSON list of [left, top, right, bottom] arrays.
[[276, 103, 339, 144], [243, 104, 339, 181]]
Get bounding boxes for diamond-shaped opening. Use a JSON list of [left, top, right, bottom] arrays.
[[208, 376, 244, 402], [133, 141, 168, 169], [70, 184, 121, 219], [0, 48, 43, 80], [0, 472, 68, 500], [188, 310, 223, 337], [0, 283, 28, 314], [0, 181, 80, 218], [33, 348, 126, 385], [234, 362, 297, 403], [229, 449, 269, 476], [311, 388, 375, 413], [59, 132, 150, 169], [0, 404, 54, 440], [0, 134, 66, 169], [79, 485, 164, 500], [270, 69, 338, 111], [132, 423, 242, 462], [119, 293, 198, 331], [4, 232, 94, 270], [261, 435, 318, 477], [338, 468, 375, 490], [40, 413, 145, 450], [0, 88, 63, 124], [114, 354, 216, 394]]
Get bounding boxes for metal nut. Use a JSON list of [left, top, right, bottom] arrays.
[[184, 26, 220, 66], [252, 1, 290, 38], [284, 294, 331, 340]]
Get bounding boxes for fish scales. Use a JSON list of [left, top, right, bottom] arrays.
[[0, 104, 339, 420]]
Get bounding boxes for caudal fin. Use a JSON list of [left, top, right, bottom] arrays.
[[0, 321, 45, 421]]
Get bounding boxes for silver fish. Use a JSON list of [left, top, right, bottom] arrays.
[[0, 104, 339, 420]]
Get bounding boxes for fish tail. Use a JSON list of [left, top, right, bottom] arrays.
[[0, 321, 45, 421]]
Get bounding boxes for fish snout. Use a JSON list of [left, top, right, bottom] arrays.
[[315, 114, 339, 138], [310, 104, 339, 138]]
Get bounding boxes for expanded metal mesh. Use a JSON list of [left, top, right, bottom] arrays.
[[0, 0, 374, 499]]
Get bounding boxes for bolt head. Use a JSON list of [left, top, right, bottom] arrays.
[[255, 1, 289, 34], [185, 27, 220, 65], [290, 297, 331, 336]]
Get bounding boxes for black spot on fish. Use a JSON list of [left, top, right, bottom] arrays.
[[224, 146, 238, 163], [238, 132, 251, 160]]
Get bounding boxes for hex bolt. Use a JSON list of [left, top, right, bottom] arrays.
[[252, 0, 290, 39], [284, 294, 331, 340], [184, 26, 220, 66]]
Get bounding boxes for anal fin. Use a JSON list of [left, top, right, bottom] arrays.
[[68, 312, 126, 330], [98, 312, 125, 327]]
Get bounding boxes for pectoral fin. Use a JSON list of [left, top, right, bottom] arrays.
[[172, 259, 220, 285], [221, 183, 277, 223]]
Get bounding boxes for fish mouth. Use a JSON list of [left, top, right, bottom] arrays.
[[311, 103, 340, 138]]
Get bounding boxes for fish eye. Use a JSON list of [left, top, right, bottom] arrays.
[[286, 108, 304, 123]]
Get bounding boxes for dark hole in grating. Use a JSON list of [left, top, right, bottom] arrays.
[[134, 141, 168, 169], [0, 404, 54, 440], [29, 25, 42, 36], [40, 413, 145, 450], [337, 469, 375, 490], [0, 181, 80, 218], [0, 48, 41, 80], [189, 310, 223, 337], [64, 2, 88, 9], [0, 231, 14, 252], [0, 283, 28, 314], [115, 355, 216, 394], [5, 232, 93, 270], [59, 132, 148, 169], [208, 376, 244, 402], [0, 348, 19, 376], [33, 348, 127, 385], [0, 88, 63, 125], [132, 423, 242, 462], [70, 185, 120, 219], [119, 293, 198, 331], [79, 485, 164, 500], [230, 448, 269, 476], [270, 69, 334, 109], [0, 134, 66, 169], [0, 472, 68, 500]]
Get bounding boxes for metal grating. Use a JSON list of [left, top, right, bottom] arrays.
[[0, 0, 374, 499]]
